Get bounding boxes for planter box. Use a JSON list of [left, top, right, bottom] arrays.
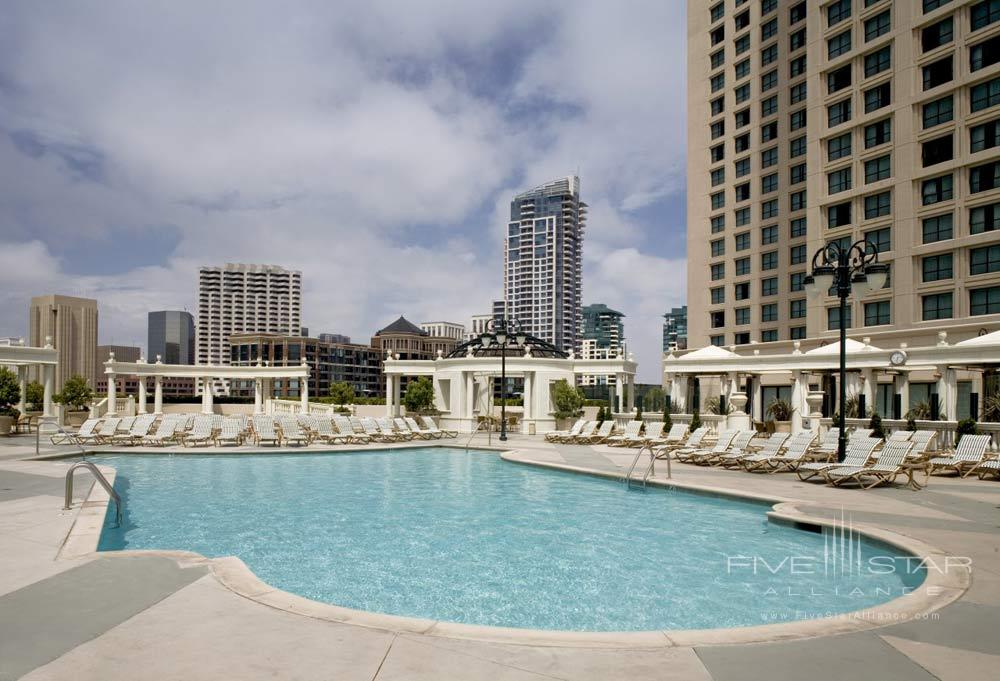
[[0, 415, 13, 436], [774, 420, 792, 433], [65, 411, 89, 427]]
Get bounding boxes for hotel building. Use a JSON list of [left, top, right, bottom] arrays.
[[504, 176, 586, 353], [148, 310, 195, 365], [28, 294, 99, 389]]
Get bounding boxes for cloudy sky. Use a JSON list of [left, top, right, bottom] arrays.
[[0, 0, 687, 382]]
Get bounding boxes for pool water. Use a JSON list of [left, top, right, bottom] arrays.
[[95, 448, 923, 631]]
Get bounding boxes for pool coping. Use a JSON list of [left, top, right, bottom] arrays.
[[56, 446, 970, 649]]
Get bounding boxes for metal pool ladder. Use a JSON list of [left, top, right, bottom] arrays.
[[621, 444, 671, 490], [64, 460, 122, 528]]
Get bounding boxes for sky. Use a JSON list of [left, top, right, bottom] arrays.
[[0, 0, 687, 383]]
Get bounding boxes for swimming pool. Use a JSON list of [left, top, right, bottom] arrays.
[[94, 448, 923, 631]]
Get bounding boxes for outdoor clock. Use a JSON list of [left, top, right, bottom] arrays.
[[889, 350, 907, 366]]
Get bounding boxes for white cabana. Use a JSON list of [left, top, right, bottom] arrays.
[[0, 338, 58, 419]]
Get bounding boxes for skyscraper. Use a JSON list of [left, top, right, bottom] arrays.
[[580, 304, 625, 354], [197, 264, 302, 393], [29, 294, 98, 389], [504, 176, 586, 351], [687, 0, 1000, 350], [148, 311, 195, 364], [663, 306, 688, 352]]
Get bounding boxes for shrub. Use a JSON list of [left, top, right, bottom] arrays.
[[54, 375, 94, 411], [635, 405, 643, 421], [868, 412, 886, 439], [982, 392, 1000, 423], [906, 401, 931, 420], [906, 417, 917, 432], [0, 368, 21, 417], [328, 381, 355, 406], [402, 377, 435, 413], [596, 406, 605, 424], [663, 405, 672, 430], [25, 381, 44, 411], [690, 410, 702, 430], [550, 379, 584, 419], [766, 399, 795, 422], [956, 418, 978, 444], [704, 396, 731, 415]]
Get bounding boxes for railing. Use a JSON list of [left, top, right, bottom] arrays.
[[818, 417, 1000, 452], [269, 399, 355, 417], [64, 460, 122, 528]]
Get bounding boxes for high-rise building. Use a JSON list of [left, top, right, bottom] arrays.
[[580, 304, 625, 353], [419, 321, 465, 341], [148, 311, 195, 365], [504, 176, 586, 352], [96, 345, 140, 364], [687, 0, 1000, 351], [318, 333, 351, 344], [663, 306, 688, 352], [197, 264, 302, 393], [29, 295, 98, 389]]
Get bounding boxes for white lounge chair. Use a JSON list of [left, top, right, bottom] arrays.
[[112, 416, 136, 442], [377, 417, 411, 441], [92, 417, 121, 445], [54, 418, 99, 445], [676, 429, 739, 464], [657, 427, 710, 458], [279, 416, 311, 446], [637, 422, 667, 446], [973, 459, 1000, 479], [716, 432, 788, 467], [313, 417, 354, 444], [908, 430, 938, 459], [605, 421, 643, 447], [333, 415, 370, 444], [360, 417, 396, 443], [741, 431, 816, 472], [888, 430, 913, 442], [576, 420, 614, 444], [214, 418, 245, 446], [810, 427, 841, 459], [143, 419, 179, 446], [546, 418, 586, 442], [252, 415, 281, 446], [691, 430, 758, 465], [182, 415, 215, 447], [796, 436, 881, 481], [553, 421, 595, 443], [112, 414, 157, 445], [824, 440, 913, 488], [928, 435, 993, 477], [420, 415, 457, 438], [404, 416, 438, 439]]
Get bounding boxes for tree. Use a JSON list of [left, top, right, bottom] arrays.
[[868, 412, 886, 439], [635, 405, 643, 421], [25, 381, 44, 411], [550, 379, 584, 419], [54, 375, 94, 410], [663, 405, 672, 430], [0, 368, 20, 417], [690, 410, 702, 430], [328, 382, 355, 406], [643, 386, 665, 413], [956, 418, 978, 444], [402, 377, 435, 413]]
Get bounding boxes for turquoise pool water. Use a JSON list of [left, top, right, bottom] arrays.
[[95, 448, 923, 631]]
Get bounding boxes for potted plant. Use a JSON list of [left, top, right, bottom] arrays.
[[0, 367, 21, 435], [663, 405, 672, 431], [690, 410, 702, 431], [868, 411, 887, 439], [54, 374, 94, 426], [328, 381, 355, 415], [402, 377, 435, 415], [956, 418, 978, 444], [765, 399, 796, 433], [550, 379, 584, 430]]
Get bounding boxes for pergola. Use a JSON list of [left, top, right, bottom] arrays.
[[382, 349, 638, 434], [104, 354, 310, 414], [0, 339, 58, 418]]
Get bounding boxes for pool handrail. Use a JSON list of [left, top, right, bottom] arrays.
[[64, 460, 122, 527]]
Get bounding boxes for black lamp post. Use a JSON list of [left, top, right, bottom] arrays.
[[804, 239, 889, 462], [478, 318, 527, 441]]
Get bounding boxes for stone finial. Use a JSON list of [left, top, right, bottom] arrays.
[[863, 336, 871, 348], [753, 349, 760, 356], [466, 345, 474, 357], [394, 352, 400, 360], [155, 354, 162, 364], [729, 345, 737, 353], [108, 351, 115, 361], [523, 344, 532, 357], [792, 341, 802, 355], [568, 350, 575, 360], [900, 342, 907, 350], [436, 349, 443, 359], [386, 349, 393, 360], [937, 331, 949, 347], [44, 335, 52, 349]]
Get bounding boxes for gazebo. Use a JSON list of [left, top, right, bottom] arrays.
[[0, 338, 58, 419]]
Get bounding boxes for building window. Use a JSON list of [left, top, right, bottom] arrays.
[[923, 96, 953, 128], [864, 11, 891, 42], [865, 118, 892, 148], [923, 293, 953, 320], [735, 307, 751, 325], [711, 167, 725, 186], [762, 0, 777, 15], [736, 258, 751, 276], [790, 244, 806, 264], [711, 26, 725, 46], [711, 215, 726, 233], [761, 69, 778, 91], [735, 281, 750, 299], [762, 17, 778, 41], [923, 56, 953, 90], [970, 244, 1000, 275], [828, 133, 852, 161], [711, 121, 725, 139], [922, 17, 954, 52], [971, 77, 1000, 112], [970, 35, 1000, 72], [735, 232, 751, 250], [922, 135, 954, 166], [970, 161, 1000, 193], [735, 9, 751, 30], [864, 300, 891, 326], [790, 28, 806, 51], [711, 263, 725, 280], [711, 310, 726, 328], [971, 0, 1000, 31], [790, 163, 807, 185], [711, 72, 725, 93], [762, 225, 778, 244], [711, 2, 724, 22], [734, 332, 751, 345], [791, 217, 807, 238], [970, 285, 1000, 315], [971, 119, 1000, 152], [790, 190, 807, 212], [828, 30, 852, 59], [829, 168, 852, 194], [922, 253, 954, 281], [735, 133, 751, 152], [711, 238, 725, 257], [864, 155, 891, 183], [923, 214, 953, 243], [761, 121, 778, 142], [761, 146, 778, 168], [828, 0, 852, 27], [760, 45, 777, 69], [790, 2, 807, 25], [828, 99, 852, 126], [762, 251, 778, 270], [791, 272, 806, 291], [736, 183, 751, 202], [970, 203, 1000, 233], [828, 64, 852, 93], [864, 46, 892, 77], [864, 82, 890, 113], [922, 174, 954, 205], [711, 49, 725, 70], [711, 191, 726, 209], [791, 326, 807, 339], [790, 82, 808, 104], [790, 136, 807, 157], [735, 34, 750, 55], [761, 199, 779, 219], [735, 58, 752, 80], [711, 97, 725, 116], [711, 287, 725, 304], [865, 226, 891, 253], [761, 95, 778, 117], [790, 109, 807, 131], [735, 108, 751, 128], [864, 191, 891, 219], [761, 173, 778, 193], [735, 158, 751, 179], [711, 144, 724, 162], [828, 306, 852, 329], [761, 329, 778, 342], [711, 334, 725, 347], [790, 299, 807, 318], [762, 277, 778, 296], [736, 206, 751, 226], [924, 0, 953, 12], [828, 202, 852, 228]]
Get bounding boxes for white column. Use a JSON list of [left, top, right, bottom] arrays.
[[939, 367, 958, 421], [626, 375, 635, 413], [522, 371, 533, 433], [861, 368, 875, 418], [677, 375, 689, 412], [253, 379, 262, 414], [392, 376, 401, 417], [43, 364, 54, 418], [17, 367, 27, 415], [752, 378, 762, 422], [107, 372, 116, 414], [201, 378, 213, 414], [300, 376, 309, 412], [897, 372, 910, 417], [791, 371, 805, 434], [138, 377, 147, 414], [154, 376, 163, 415], [386, 375, 394, 417], [616, 374, 624, 413]]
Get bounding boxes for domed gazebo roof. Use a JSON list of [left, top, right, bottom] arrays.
[[375, 316, 427, 336]]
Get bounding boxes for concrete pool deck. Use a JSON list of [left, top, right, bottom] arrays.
[[0, 432, 998, 680]]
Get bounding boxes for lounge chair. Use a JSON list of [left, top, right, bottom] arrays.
[[853, 428, 875, 439], [675, 429, 739, 464], [824, 440, 914, 488], [576, 420, 615, 444], [810, 427, 841, 460], [91, 417, 121, 445], [360, 417, 397, 443], [928, 434, 993, 477], [716, 432, 788, 468], [741, 431, 816, 472], [182, 415, 215, 447], [112, 416, 136, 442], [313, 417, 354, 444], [404, 416, 437, 439], [546, 418, 586, 443], [52, 418, 99, 445], [636, 421, 667, 446], [143, 419, 179, 446], [421, 415, 457, 437], [252, 415, 281, 446], [973, 459, 1000, 479], [606, 421, 643, 447], [298, 415, 320, 438], [279, 416, 311, 445], [112, 414, 157, 445], [690, 430, 758, 465], [333, 415, 371, 444], [555, 420, 595, 443], [888, 430, 913, 443], [378, 417, 412, 441], [214, 418, 245, 446], [658, 427, 710, 459], [908, 430, 938, 459], [796, 436, 881, 481]]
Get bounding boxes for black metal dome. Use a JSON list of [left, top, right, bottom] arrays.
[[445, 333, 568, 359]]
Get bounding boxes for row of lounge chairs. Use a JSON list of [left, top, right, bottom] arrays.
[[52, 414, 458, 448], [545, 419, 690, 447]]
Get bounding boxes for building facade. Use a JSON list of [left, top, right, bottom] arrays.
[[419, 321, 466, 341], [663, 305, 689, 352], [318, 333, 351, 344], [228, 333, 381, 399], [580, 304, 625, 352], [29, 294, 98, 389], [370, 316, 460, 394], [504, 176, 586, 353], [148, 311, 195, 365], [687, 0, 1000, 352], [197, 264, 302, 393]]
